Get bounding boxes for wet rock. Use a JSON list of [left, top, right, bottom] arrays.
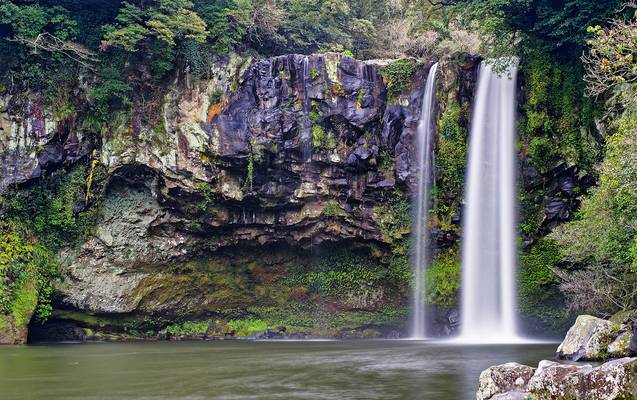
[[478, 358, 637, 400], [477, 362, 535, 400], [557, 315, 619, 361]]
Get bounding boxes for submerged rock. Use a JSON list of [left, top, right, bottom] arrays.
[[556, 315, 619, 361]]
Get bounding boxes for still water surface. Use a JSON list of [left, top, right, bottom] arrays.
[[0, 340, 555, 400]]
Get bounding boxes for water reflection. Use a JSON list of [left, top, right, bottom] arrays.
[[0, 340, 556, 400]]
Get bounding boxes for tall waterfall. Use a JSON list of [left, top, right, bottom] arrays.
[[300, 56, 313, 160], [410, 63, 438, 339], [459, 59, 520, 343]]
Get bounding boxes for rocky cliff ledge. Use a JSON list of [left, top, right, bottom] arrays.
[[0, 53, 478, 342]]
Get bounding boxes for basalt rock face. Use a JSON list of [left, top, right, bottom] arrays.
[[1, 53, 480, 339]]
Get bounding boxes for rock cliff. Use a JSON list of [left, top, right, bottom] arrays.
[[1, 53, 481, 340]]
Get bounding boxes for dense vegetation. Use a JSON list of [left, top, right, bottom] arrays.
[[1, 0, 636, 338]]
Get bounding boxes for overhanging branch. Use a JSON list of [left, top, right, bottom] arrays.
[[9, 33, 99, 69]]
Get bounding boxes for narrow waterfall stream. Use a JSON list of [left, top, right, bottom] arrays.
[[410, 63, 438, 339], [459, 59, 521, 343], [300, 55, 313, 160]]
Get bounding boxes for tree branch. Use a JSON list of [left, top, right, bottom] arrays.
[[9, 33, 99, 69]]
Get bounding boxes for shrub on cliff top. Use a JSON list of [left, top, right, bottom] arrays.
[[379, 59, 421, 102]]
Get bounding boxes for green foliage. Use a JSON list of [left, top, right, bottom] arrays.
[[0, 2, 78, 40], [309, 68, 320, 80], [309, 111, 321, 123], [0, 223, 58, 326], [526, 136, 558, 171], [518, 239, 567, 330], [379, 59, 421, 102], [355, 88, 366, 107], [161, 319, 211, 336], [209, 88, 224, 105], [1, 163, 107, 250], [520, 48, 599, 173], [195, 0, 248, 55], [425, 248, 460, 309], [311, 125, 336, 150], [102, 1, 207, 51], [556, 130, 637, 270], [246, 152, 254, 191], [288, 248, 408, 297], [322, 201, 343, 217], [378, 149, 395, 173], [435, 100, 466, 232], [196, 182, 216, 213], [227, 318, 269, 336], [375, 190, 411, 243], [453, 0, 623, 58]]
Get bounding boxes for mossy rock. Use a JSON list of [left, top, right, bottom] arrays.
[[609, 309, 635, 325]]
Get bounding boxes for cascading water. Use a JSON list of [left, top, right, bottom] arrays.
[[300, 56, 313, 160], [459, 58, 521, 343], [410, 63, 438, 339]]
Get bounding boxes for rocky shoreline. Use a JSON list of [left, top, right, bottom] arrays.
[[477, 312, 637, 400]]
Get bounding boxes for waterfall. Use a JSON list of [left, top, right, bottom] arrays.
[[459, 59, 520, 343], [410, 63, 438, 339], [300, 56, 313, 161]]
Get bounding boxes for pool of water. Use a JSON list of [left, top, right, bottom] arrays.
[[0, 340, 556, 400]]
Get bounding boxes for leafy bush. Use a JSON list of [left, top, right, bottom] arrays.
[[161, 320, 211, 336], [311, 125, 336, 150], [435, 101, 467, 232], [518, 239, 567, 328], [379, 59, 421, 102], [550, 113, 637, 317], [374, 190, 411, 243], [425, 248, 460, 308], [227, 318, 269, 336], [322, 201, 343, 217], [0, 222, 58, 325], [520, 48, 599, 172], [286, 248, 408, 297]]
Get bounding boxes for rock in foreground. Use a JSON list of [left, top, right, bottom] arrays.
[[477, 357, 637, 400]]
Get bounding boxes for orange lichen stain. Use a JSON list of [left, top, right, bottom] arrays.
[[207, 98, 229, 123]]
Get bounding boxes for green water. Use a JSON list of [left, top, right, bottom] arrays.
[[0, 340, 555, 399]]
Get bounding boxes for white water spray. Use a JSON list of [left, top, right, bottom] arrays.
[[459, 59, 521, 343], [410, 63, 438, 339]]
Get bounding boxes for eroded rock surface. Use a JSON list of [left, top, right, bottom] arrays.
[[477, 362, 535, 400], [478, 358, 637, 400]]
